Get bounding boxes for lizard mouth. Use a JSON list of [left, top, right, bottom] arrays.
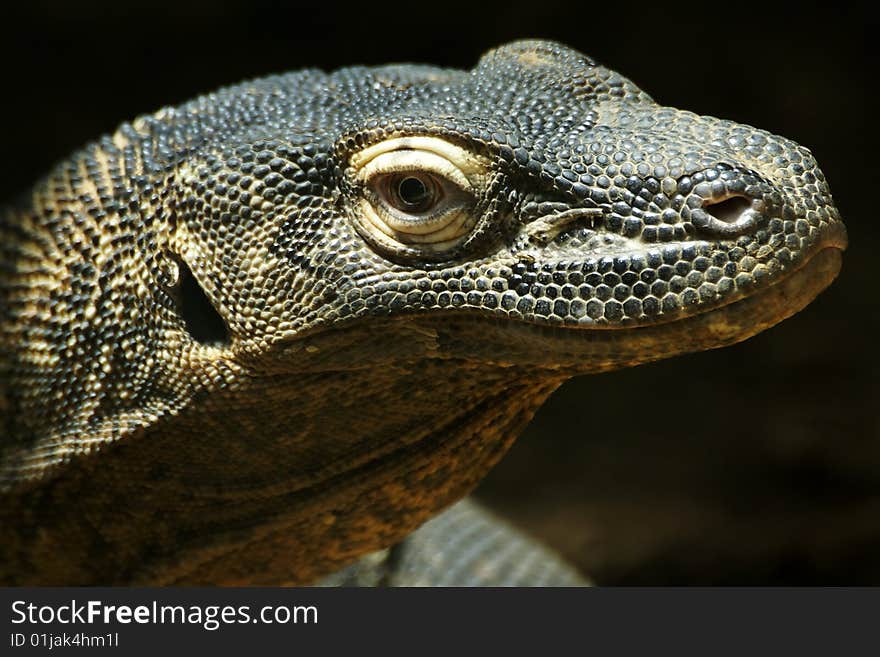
[[284, 239, 844, 375], [396, 242, 846, 374], [637, 241, 843, 337], [498, 208, 849, 333], [273, 219, 845, 375], [565, 223, 848, 332]]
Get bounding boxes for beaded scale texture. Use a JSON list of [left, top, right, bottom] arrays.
[[0, 41, 845, 584]]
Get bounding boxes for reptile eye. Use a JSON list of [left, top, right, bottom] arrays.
[[364, 155, 472, 239], [348, 136, 492, 255]]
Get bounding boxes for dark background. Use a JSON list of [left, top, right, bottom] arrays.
[[2, 1, 875, 583]]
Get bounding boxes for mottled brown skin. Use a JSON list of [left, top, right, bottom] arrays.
[[0, 41, 845, 584]]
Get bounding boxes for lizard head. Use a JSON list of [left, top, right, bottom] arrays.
[[166, 40, 846, 377]]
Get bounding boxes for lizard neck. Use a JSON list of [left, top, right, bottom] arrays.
[[1, 361, 563, 584]]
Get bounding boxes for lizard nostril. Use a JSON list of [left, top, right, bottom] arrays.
[[685, 166, 772, 238], [689, 193, 760, 237], [704, 195, 752, 225]]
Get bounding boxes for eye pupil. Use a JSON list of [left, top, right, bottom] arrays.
[[396, 176, 432, 209]]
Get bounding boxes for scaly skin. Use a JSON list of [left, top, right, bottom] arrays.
[[0, 40, 846, 584]]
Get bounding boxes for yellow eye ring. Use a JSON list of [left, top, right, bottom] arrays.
[[348, 136, 492, 255]]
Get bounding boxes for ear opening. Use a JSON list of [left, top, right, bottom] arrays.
[[170, 255, 231, 347]]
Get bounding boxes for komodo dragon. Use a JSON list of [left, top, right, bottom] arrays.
[[0, 40, 846, 586]]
